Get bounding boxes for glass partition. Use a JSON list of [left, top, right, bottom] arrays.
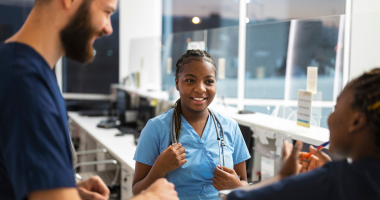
[[244, 15, 344, 128], [137, 15, 345, 129], [161, 26, 239, 98]]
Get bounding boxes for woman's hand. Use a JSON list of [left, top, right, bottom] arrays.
[[299, 145, 332, 173], [153, 143, 187, 175], [212, 165, 243, 191]]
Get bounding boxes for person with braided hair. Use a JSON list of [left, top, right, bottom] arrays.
[[132, 50, 251, 199], [225, 68, 380, 200]]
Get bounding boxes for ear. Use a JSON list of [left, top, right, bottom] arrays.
[[348, 111, 368, 135], [175, 78, 179, 91], [62, 0, 82, 10], [62, 0, 73, 9]]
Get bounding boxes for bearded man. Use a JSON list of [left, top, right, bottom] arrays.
[[0, 1, 178, 200]]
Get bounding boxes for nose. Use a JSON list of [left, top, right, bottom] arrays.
[[194, 81, 206, 93], [103, 18, 113, 36]]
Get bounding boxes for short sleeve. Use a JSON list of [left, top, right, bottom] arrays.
[[133, 119, 160, 166], [232, 122, 251, 165], [0, 64, 76, 200], [227, 165, 332, 200]]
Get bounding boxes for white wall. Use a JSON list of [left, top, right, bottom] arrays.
[[349, 0, 380, 80], [119, 0, 162, 84]]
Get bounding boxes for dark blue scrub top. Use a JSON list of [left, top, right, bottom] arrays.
[[228, 158, 380, 200], [0, 43, 76, 200]]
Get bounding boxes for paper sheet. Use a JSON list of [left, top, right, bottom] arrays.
[[167, 57, 172, 74], [297, 90, 312, 128], [307, 67, 318, 94], [218, 58, 226, 80], [261, 157, 275, 180]]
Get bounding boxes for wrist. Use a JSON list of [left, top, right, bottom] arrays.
[[151, 163, 168, 177], [141, 192, 160, 200]]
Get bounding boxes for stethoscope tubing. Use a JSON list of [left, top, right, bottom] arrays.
[[170, 109, 226, 167]]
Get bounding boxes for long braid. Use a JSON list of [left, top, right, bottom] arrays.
[[351, 68, 380, 147], [172, 50, 217, 142], [174, 99, 182, 142]]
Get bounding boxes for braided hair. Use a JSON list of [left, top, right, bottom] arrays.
[[172, 50, 217, 143], [350, 68, 380, 147]]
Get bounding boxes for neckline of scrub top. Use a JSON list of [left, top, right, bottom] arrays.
[[180, 111, 212, 142]]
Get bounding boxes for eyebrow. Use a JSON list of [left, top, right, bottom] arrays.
[[108, 7, 116, 13], [184, 74, 215, 79]]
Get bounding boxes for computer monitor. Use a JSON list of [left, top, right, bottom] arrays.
[[116, 89, 131, 125], [137, 97, 155, 131]]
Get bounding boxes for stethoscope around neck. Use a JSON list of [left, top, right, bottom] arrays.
[[170, 109, 226, 167]]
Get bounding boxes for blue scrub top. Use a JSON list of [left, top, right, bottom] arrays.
[[228, 158, 380, 200], [0, 43, 76, 200], [134, 108, 251, 200]]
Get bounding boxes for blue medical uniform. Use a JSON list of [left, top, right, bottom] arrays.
[[134, 108, 251, 200], [0, 43, 76, 200], [228, 158, 380, 200]]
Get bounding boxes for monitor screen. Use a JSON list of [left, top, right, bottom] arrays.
[[138, 97, 154, 128], [116, 89, 130, 123]]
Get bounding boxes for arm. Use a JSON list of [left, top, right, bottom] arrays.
[[28, 188, 81, 200], [132, 143, 186, 195], [234, 161, 249, 186], [130, 178, 178, 200], [225, 140, 303, 195]]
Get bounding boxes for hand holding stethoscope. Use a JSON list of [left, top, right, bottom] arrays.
[[171, 109, 226, 168]]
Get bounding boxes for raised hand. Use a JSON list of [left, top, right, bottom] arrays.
[[299, 145, 332, 173], [279, 140, 303, 178]]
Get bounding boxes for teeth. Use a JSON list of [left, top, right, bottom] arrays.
[[193, 98, 205, 101]]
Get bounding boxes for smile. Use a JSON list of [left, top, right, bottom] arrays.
[[191, 97, 207, 104]]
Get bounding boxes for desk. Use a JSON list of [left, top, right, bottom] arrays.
[[69, 87, 331, 196], [68, 112, 136, 199], [120, 85, 330, 146]]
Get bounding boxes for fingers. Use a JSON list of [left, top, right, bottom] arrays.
[[282, 140, 293, 160], [219, 166, 235, 174], [78, 187, 107, 200], [179, 159, 187, 166], [180, 152, 186, 159], [214, 166, 230, 178], [291, 141, 303, 158], [177, 147, 185, 154], [172, 143, 182, 150], [212, 178, 223, 191], [90, 176, 110, 197], [310, 145, 332, 163]]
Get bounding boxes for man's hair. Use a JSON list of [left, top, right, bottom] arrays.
[[34, 0, 52, 6]]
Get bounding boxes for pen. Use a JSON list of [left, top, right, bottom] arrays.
[[300, 141, 330, 161]]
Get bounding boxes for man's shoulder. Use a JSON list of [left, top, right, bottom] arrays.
[[0, 43, 53, 112]]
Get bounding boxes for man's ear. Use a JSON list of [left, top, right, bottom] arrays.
[[348, 111, 367, 135], [62, 0, 81, 10], [175, 78, 179, 91]]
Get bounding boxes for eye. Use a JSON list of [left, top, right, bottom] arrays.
[[206, 80, 215, 84], [185, 79, 194, 83]]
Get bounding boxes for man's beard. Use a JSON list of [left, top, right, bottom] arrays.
[[60, 0, 102, 64]]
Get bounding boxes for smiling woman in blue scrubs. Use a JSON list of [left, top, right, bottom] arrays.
[[132, 50, 251, 199]]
